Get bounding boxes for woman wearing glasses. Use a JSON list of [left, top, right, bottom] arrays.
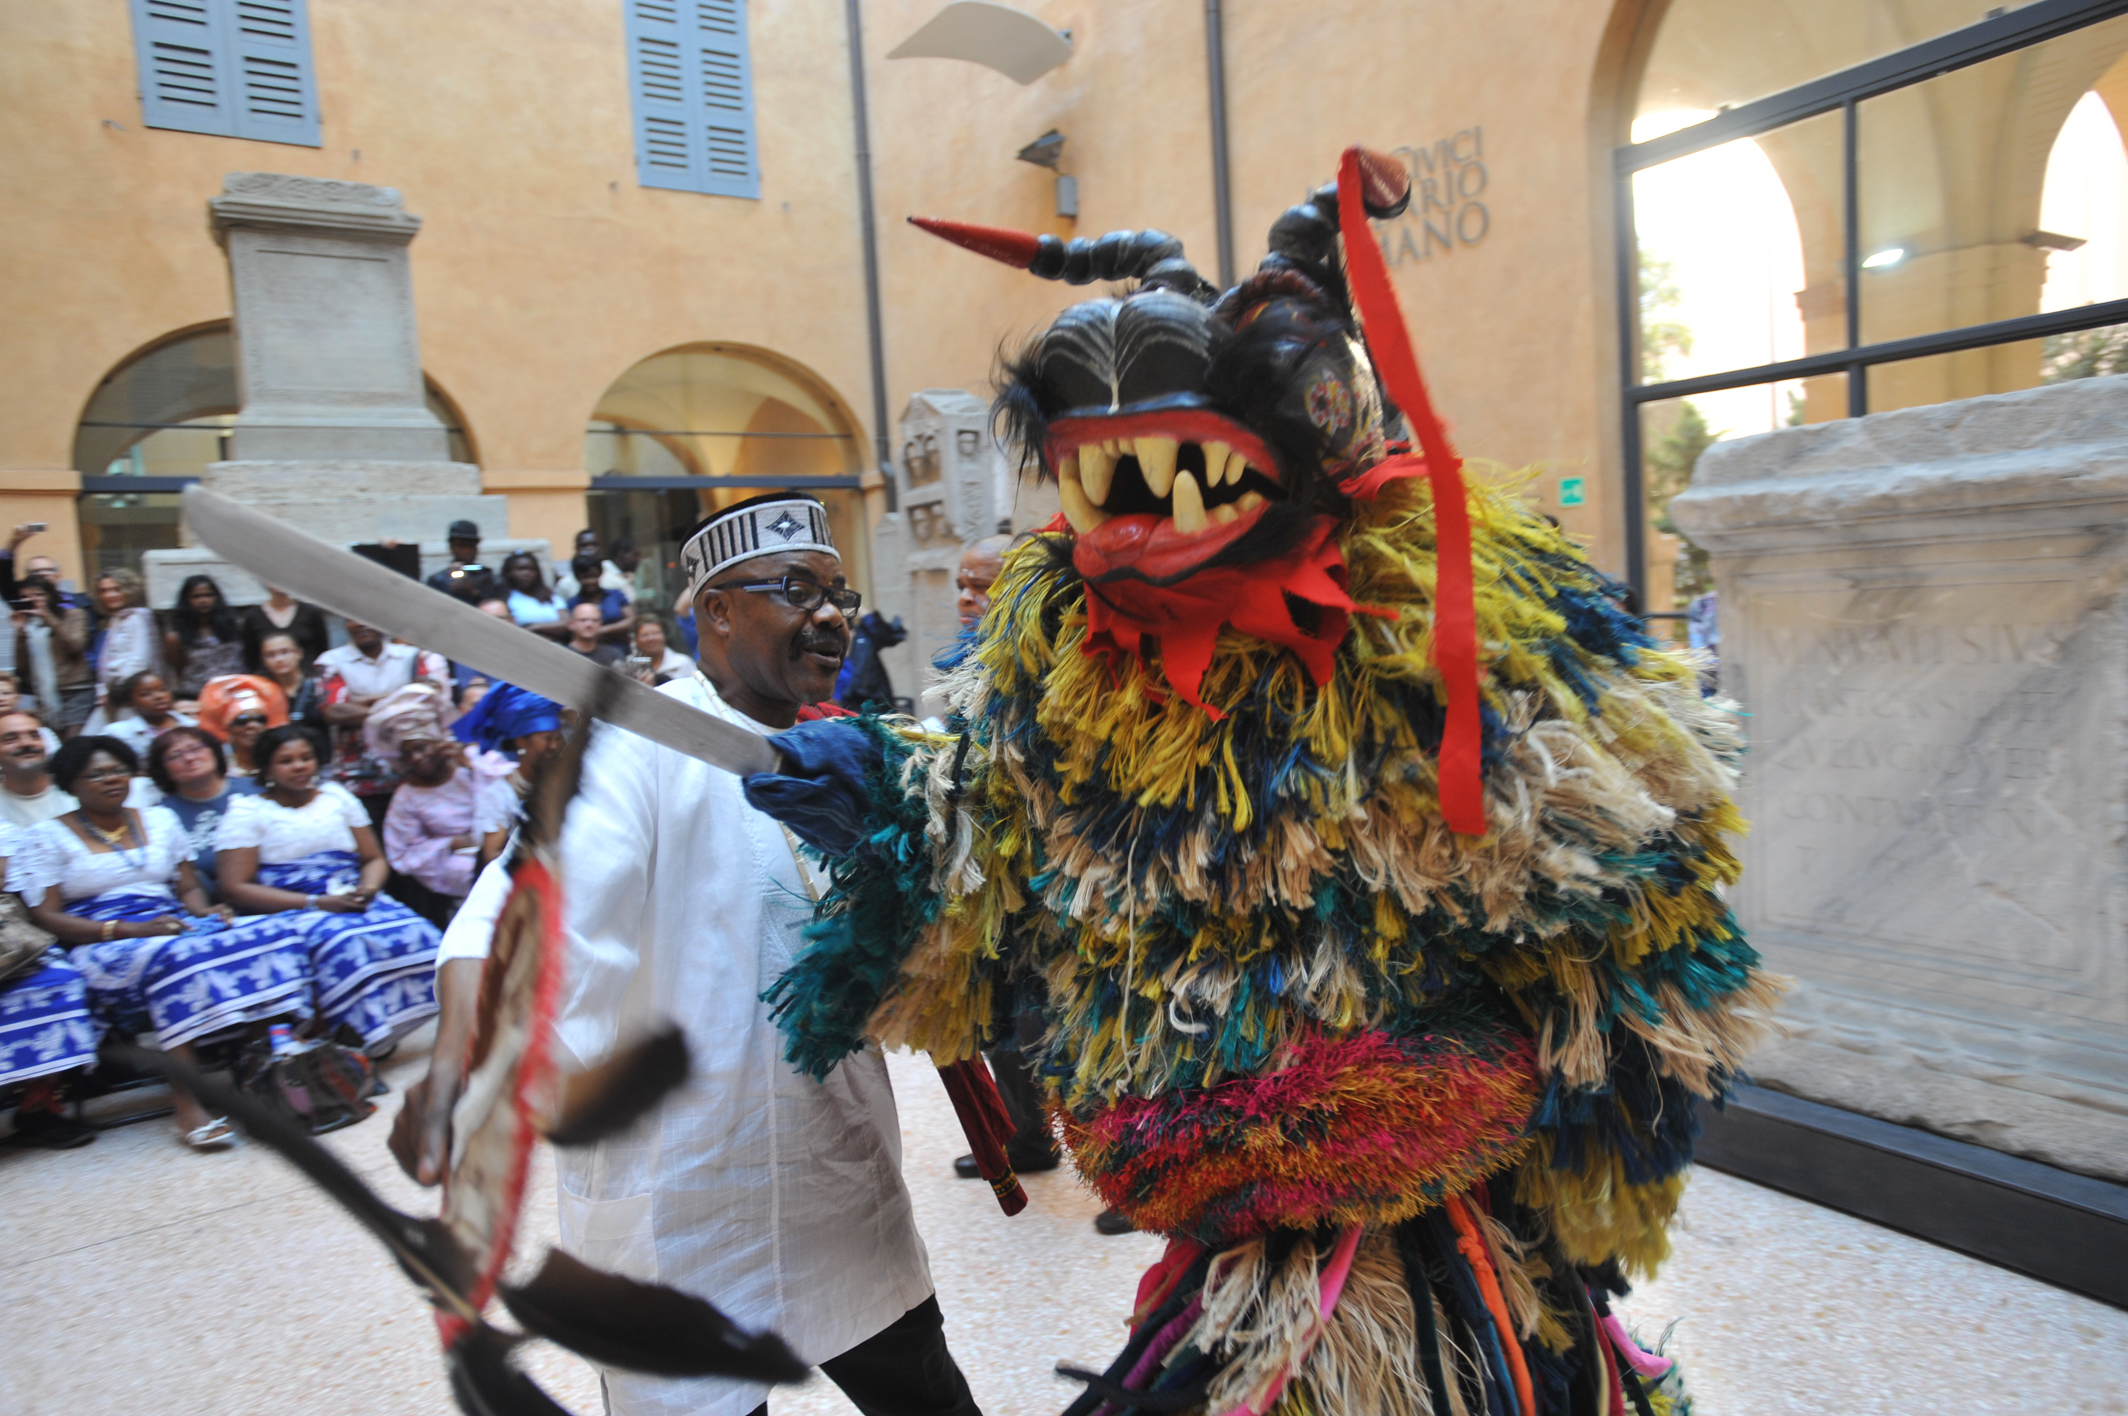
[[9, 736, 315, 1149], [145, 726, 258, 903]]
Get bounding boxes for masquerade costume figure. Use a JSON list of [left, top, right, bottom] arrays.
[[748, 150, 1777, 1416]]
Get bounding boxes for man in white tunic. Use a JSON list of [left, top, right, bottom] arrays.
[[554, 495, 976, 1416]]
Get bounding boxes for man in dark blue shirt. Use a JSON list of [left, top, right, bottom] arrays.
[[424, 519, 496, 607]]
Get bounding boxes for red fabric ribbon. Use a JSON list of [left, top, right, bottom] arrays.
[[1336, 148, 1487, 835]]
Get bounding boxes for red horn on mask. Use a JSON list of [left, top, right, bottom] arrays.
[[907, 217, 1044, 269]]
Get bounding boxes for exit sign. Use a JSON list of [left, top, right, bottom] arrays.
[[1559, 476, 1587, 507]]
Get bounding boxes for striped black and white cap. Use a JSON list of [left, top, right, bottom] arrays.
[[679, 494, 838, 598]]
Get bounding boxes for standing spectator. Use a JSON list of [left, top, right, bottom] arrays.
[[196, 675, 288, 779], [0, 674, 56, 755], [162, 574, 245, 705], [1, 525, 90, 614], [561, 602, 623, 667], [103, 672, 194, 760], [256, 629, 325, 726], [215, 724, 441, 1053], [316, 621, 446, 831], [87, 570, 164, 729], [0, 710, 73, 831], [424, 519, 498, 607], [632, 615, 693, 682], [566, 553, 636, 644], [145, 726, 258, 901], [12, 577, 94, 736], [240, 585, 331, 672], [500, 552, 571, 642], [553, 528, 635, 604], [374, 685, 509, 907]]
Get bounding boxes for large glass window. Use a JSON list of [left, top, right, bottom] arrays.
[[1618, 0, 2128, 606]]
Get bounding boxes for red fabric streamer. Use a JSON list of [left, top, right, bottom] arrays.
[[1336, 148, 1487, 836], [934, 1056, 1028, 1216]]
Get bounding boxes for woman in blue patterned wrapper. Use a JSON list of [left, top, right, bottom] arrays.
[[10, 736, 317, 1149], [215, 724, 441, 1055], [0, 821, 101, 1148]]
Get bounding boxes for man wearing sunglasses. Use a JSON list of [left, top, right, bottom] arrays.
[[548, 493, 976, 1416]]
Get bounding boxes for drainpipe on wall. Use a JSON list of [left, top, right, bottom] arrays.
[[1204, 0, 1236, 288], [846, 0, 897, 510]]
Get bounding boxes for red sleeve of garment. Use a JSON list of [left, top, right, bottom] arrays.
[[796, 701, 855, 722]]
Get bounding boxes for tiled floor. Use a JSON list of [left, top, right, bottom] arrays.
[[5, 1035, 2124, 1415]]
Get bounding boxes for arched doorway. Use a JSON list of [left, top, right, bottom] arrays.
[[74, 323, 474, 580], [582, 344, 870, 618], [1614, 0, 2128, 607]]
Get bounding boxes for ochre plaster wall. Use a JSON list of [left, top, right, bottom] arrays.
[[0, 0, 878, 539], [862, 0, 1640, 572]]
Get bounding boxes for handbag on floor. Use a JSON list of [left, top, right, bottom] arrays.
[[235, 1032, 377, 1134]]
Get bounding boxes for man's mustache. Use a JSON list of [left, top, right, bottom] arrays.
[[790, 629, 847, 660]]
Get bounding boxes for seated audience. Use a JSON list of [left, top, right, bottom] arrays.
[[449, 683, 563, 870], [215, 724, 441, 1053], [0, 821, 99, 1148], [146, 726, 258, 902], [162, 575, 246, 707], [562, 602, 623, 667], [566, 553, 636, 644], [12, 576, 94, 737], [197, 674, 289, 778], [103, 671, 193, 759], [0, 675, 61, 756], [11, 736, 315, 1149], [1, 709, 72, 829], [632, 614, 694, 683], [256, 629, 325, 727], [372, 684, 510, 905], [500, 552, 571, 642], [317, 620, 447, 831]]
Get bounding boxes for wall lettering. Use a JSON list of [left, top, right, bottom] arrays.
[[1374, 127, 1491, 267]]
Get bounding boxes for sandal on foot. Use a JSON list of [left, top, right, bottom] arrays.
[[180, 1117, 238, 1151]]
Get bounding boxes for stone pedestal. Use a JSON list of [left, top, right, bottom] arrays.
[[1670, 375, 2128, 1181], [147, 174, 516, 602], [211, 172, 449, 461], [869, 390, 1060, 709]]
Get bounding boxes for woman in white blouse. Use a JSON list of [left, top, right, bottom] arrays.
[[216, 724, 441, 1052], [11, 735, 317, 1149]]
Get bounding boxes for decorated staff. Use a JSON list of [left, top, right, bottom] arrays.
[[745, 148, 1778, 1416]]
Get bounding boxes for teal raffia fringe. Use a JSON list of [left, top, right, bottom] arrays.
[[761, 715, 939, 1080]]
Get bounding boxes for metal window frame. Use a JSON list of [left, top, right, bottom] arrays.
[[1615, 0, 2128, 603]]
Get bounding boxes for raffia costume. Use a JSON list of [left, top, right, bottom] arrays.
[[752, 149, 1778, 1416]]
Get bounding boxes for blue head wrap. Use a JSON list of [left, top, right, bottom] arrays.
[[452, 682, 563, 757]]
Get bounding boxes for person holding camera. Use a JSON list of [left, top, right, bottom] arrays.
[[423, 520, 497, 607]]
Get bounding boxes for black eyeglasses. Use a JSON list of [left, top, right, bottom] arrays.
[[709, 575, 861, 618], [230, 714, 269, 727]]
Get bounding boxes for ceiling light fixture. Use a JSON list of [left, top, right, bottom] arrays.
[[1861, 247, 1906, 270]]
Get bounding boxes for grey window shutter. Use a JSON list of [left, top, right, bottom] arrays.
[[130, 0, 234, 136], [625, 0, 759, 199], [128, 0, 320, 147], [229, 0, 321, 146]]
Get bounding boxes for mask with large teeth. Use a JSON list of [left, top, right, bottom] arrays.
[[909, 152, 1416, 696]]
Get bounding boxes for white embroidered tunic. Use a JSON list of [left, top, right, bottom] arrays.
[[554, 675, 933, 1416]]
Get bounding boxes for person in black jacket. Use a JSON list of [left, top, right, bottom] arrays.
[[423, 520, 497, 607]]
